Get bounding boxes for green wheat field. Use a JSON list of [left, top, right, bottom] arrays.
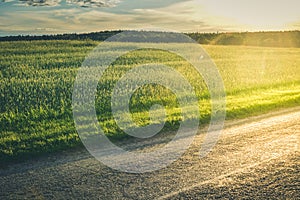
[[1, 39, 300, 162]]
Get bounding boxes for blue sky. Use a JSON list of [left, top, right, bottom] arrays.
[[0, 0, 299, 36]]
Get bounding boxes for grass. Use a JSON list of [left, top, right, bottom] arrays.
[[0, 40, 299, 163]]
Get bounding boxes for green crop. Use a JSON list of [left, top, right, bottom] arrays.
[[0, 40, 299, 163]]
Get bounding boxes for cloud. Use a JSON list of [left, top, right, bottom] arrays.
[[12, 0, 121, 7], [0, 1, 229, 36], [18, 0, 61, 6], [66, 0, 120, 8], [35, 27, 58, 31], [2, 0, 298, 36], [128, 2, 231, 32]]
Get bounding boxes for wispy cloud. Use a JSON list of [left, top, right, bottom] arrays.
[[4, 0, 121, 7], [1, 0, 15, 2], [0, 11, 74, 35], [17, 0, 61, 7], [66, 0, 120, 8]]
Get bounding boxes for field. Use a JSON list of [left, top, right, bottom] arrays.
[[1, 40, 300, 162]]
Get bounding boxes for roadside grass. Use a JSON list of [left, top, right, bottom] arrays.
[[0, 40, 299, 163]]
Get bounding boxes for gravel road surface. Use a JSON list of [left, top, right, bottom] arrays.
[[0, 108, 299, 199]]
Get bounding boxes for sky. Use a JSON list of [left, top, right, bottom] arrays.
[[0, 0, 299, 36]]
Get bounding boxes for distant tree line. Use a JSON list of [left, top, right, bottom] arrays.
[[0, 30, 122, 42], [0, 30, 199, 43], [1, 30, 299, 48], [187, 31, 300, 48]]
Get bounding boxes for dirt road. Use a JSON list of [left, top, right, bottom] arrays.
[[1, 108, 299, 199]]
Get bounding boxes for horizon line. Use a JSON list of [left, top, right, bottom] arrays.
[[1, 29, 300, 38]]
